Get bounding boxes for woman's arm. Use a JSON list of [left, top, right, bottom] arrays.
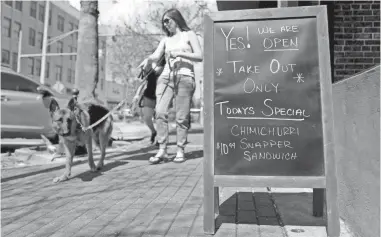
[[148, 38, 166, 62], [138, 38, 166, 70], [153, 65, 164, 76], [170, 31, 203, 62]]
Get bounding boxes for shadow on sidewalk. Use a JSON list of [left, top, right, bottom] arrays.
[[1, 159, 88, 183], [118, 149, 204, 161], [215, 192, 326, 232], [72, 160, 129, 182]]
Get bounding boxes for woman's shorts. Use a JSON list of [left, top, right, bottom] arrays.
[[141, 96, 156, 109]]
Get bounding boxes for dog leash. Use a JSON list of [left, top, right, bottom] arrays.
[[75, 56, 166, 132]]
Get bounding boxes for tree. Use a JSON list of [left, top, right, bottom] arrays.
[[107, 0, 212, 89], [74, 1, 102, 105]]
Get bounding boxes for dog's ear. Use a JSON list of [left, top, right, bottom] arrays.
[[67, 97, 78, 111], [45, 97, 60, 115]]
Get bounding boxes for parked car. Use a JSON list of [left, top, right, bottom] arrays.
[[1, 66, 69, 142]]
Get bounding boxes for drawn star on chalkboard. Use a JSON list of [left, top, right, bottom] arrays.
[[216, 68, 223, 76], [293, 73, 305, 83]]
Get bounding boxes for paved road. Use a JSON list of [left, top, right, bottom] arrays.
[[1, 132, 352, 237]]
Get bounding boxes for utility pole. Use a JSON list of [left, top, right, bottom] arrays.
[[40, 0, 50, 84]]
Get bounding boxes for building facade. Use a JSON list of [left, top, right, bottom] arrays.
[[1, 0, 106, 97]]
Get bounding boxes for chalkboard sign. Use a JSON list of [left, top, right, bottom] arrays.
[[214, 18, 324, 176], [203, 6, 340, 237]]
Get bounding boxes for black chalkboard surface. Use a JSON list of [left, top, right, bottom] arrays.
[[213, 18, 324, 176]]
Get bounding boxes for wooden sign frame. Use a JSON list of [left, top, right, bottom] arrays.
[[203, 5, 340, 236]]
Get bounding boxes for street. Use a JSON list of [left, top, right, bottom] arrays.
[[1, 128, 353, 237]]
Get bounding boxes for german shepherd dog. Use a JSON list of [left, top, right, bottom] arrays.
[[49, 97, 113, 183]]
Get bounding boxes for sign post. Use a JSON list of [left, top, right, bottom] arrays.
[[203, 5, 340, 236]]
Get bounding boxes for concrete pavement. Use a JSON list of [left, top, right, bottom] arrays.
[[1, 132, 353, 237]]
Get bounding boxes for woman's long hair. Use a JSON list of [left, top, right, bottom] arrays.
[[161, 8, 191, 36]]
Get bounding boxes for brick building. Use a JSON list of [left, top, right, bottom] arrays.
[[216, 0, 380, 82], [332, 1, 380, 81], [1, 0, 106, 96]]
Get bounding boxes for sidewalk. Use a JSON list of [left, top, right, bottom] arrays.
[[1, 132, 353, 237]]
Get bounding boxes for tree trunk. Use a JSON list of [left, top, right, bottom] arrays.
[[75, 1, 102, 105]]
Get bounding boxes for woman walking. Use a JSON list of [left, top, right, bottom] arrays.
[[139, 8, 202, 164]]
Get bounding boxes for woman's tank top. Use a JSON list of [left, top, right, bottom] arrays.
[[161, 31, 195, 79]]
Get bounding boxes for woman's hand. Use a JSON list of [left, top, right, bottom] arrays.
[[138, 58, 152, 72], [133, 95, 140, 102]]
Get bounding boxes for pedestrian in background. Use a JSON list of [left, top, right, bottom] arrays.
[[133, 56, 166, 145]]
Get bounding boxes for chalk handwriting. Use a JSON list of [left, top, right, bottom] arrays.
[[216, 68, 223, 76], [257, 26, 276, 34], [221, 27, 234, 51], [280, 25, 299, 33], [230, 125, 300, 137], [243, 151, 297, 161], [261, 99, 311, 118], [215, 101, 256, 116], [227, 60, 260, 74], [246, 26, 251, 48], [270, 59, 296, 74], [243, 78, 279, 93], [293, 73, 304, 83], [263, 37, 298, 51], [216, 142, 236, 155], [240, 138, 293, 149], [221, 27, 246, 51]]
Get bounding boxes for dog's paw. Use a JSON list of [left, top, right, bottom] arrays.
[[96, 162, 104, 171], [53, 175, 69, 183]]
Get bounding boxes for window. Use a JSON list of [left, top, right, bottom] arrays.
[[57, 15, 64, 32], [15, 1, 22, 11], [46, 62, 50, 78], [2, 17, 11, 37], [71, 70, 75, 83], [74, 25, 78, 40], [57, 41, 63, 53], [37, 32, 43, 49], [69, 46, 77, 60], [69, 22, 75, 40], [55, 65, 62, 81], [1, 73, 39, 93], [67, 69, 72, 83], [13, 22, 21, 38], [100, 78, 104, 90], [36, 59, 41, 76], [2, 49, 10, 64], [28, 58, 35, 75], [29, 28, 36, 46], [30, 1, 37, 18], [73, 47, 77, 61], [47, 36, 51, 52], [5, 1, 12, 7], [49, 9, 52, 25], [12, 52, 18, 71], [39, 4, 45, 22]]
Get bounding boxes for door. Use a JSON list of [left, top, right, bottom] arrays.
[[1, 72, 54, 139]]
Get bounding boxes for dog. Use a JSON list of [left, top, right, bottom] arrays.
[[49, 97, 113, 183]]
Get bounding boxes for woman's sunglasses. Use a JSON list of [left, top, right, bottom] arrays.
[[163, 18, 171, 25]]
